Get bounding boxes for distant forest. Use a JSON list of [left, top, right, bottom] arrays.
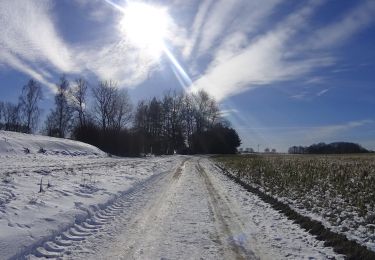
[[288, 142, 371, 154], [0, 77, 241, 156]]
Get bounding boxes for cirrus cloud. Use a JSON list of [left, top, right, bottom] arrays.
[[187, 0, 375, 101]]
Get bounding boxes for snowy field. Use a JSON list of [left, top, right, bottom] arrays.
[[0, 131, 343, 259], [0, 131, 184, 259], [216, 154, 375, 256]]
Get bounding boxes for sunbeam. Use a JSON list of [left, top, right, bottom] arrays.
[[163, 46, 193, 91], [103, 0, 193, 92]]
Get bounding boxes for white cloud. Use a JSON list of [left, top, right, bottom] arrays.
[[195, 0, 282, 57], [182, 0, 282, 61], [316, 88, 329, 97], [290, 87, 330, 100], [0, 51, 56, 91], [190, 1, 334, 101], [196, 0, 240, 56], [1, 0, 374, 101], [182, 0, 214, 58], [187, 0, 375, 101], [220, 108, 238, 117], [307, 0, 375, 49], [75, 40, 161, 87], [0, 0, 78, 92], [0, 0, 75, 73], [304, 76, 326, 85], [0, 0, 170, 92], [290, 91, 308, 100]]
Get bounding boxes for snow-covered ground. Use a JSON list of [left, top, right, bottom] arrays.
[[0, 130, 105, 157], [215, 154, 375, 253], [0, 131, 343, 259], [0, 131, 184, 259]]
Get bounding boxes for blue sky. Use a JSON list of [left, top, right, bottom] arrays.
[[0, 0, 374, 152]]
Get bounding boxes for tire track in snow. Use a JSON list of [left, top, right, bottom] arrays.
[[197, 160, 258, 260], [104, 158, 257, 259], [14, 164, 177, 260], [24, 157, 253, 259], [103, 158, 189, 259], [0, 185, 15, 213]]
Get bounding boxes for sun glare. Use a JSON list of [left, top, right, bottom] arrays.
[[119, 3, 170, 57]]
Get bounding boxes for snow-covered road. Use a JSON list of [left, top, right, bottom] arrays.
[[19, 157, 342, 259]]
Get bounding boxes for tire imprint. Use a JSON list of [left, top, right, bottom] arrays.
[[11, 168, 171, 260], [0, 185, 15, 213], [196, 160, 258, 260], [114, 158, 188, 259]]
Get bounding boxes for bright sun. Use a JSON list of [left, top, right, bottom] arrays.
[[119, 3, 170, 57]]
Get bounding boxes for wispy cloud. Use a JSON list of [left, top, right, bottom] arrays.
[[194, 0, 282, 57], [75, 40, 161, 88], [304, 76, 327, 85], [1, 0, 374, 100], [220, 108, 238, 117], [0, 0, 169, 92], [306, 0, 375, 49], [290, 91, 309, 100], [316, 88, 329, 97], [291, 87, 330, 100], [187, 0, 375, 101], [182, 0, 214, 58], [189, 0, 335, 101], [0, 0, 75, 91], [0, 51, 56, 91]]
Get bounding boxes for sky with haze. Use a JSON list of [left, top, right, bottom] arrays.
[[0, 0, 374, 152]]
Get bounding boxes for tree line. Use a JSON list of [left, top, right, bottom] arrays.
[[288, 142, 371, 154], [1, 77, 241, 156]]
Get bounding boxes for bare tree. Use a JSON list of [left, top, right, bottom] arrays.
[[192, 90, 220, 133], [70, 78, 88, 127], [44, 76, 73, 138], [112, 89, 132, 130], [134, 100, 148, 131], [44, 112, 58, 137], [162, 90, 184, 153], [3, 102, 22, 131], [19, 79, 43, 133], [92, 81, 132, 131], [182, 94, 195, 148], [206, 97, 220, 128], [92, 81, 116, 131]]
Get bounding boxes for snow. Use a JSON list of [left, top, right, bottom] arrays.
[[0, 131, 184, 259], [0, 131, 343, 259], [0, 130, 105, 156], [216, 155, 375, 252], [199, 158, 342, 259]]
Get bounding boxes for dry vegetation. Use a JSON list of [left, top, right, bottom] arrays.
[[215, 154, 375, 250]]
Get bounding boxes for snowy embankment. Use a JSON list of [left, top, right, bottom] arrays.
[[0, 131, 183, 259], [0, 130, 105, 156]]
